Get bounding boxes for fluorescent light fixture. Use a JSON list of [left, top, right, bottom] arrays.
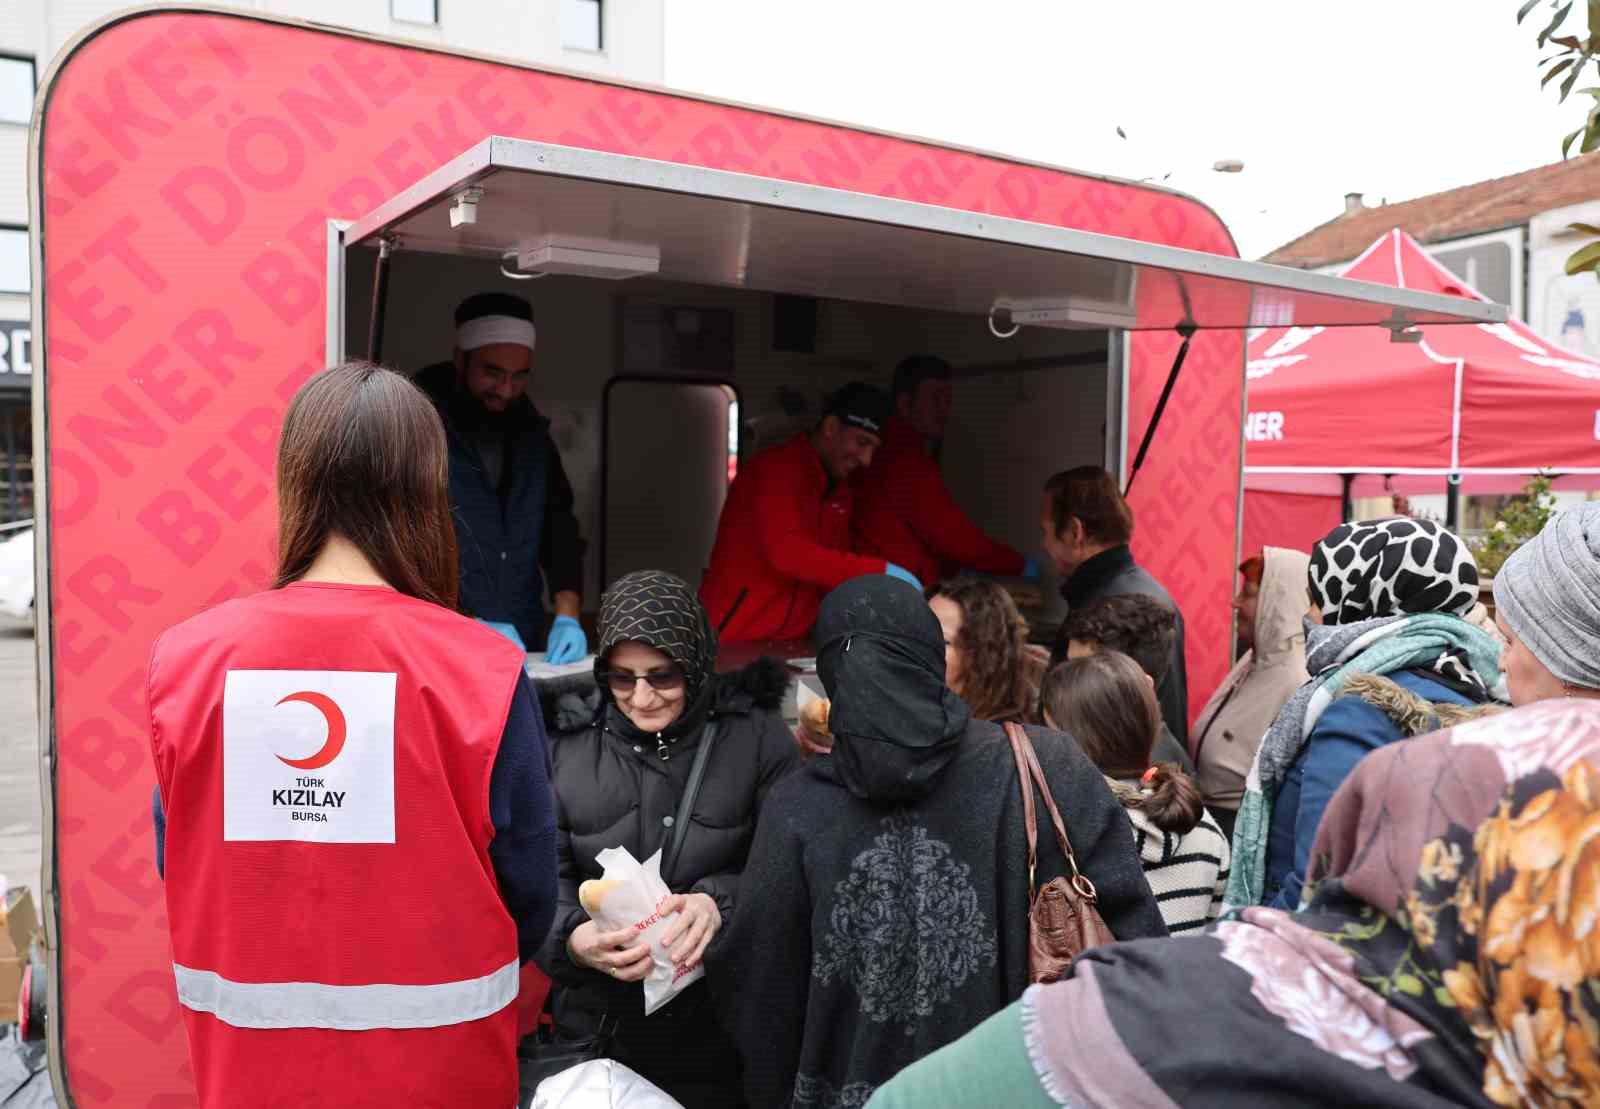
[[992, 297, 1137, 331], [516, 235, 660, 280]]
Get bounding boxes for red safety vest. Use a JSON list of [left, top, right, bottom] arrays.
[[149, 581, 526, 1109]]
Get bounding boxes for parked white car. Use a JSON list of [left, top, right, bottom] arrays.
[[0, 526, 33, 621]]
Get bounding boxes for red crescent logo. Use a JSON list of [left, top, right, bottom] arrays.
[[274, 691, 348, 770]]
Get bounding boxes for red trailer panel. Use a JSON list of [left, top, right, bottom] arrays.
[[32, 9, 1484, 1103]]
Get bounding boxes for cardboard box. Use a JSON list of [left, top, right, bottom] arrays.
[[0, 887, 38, 1021]]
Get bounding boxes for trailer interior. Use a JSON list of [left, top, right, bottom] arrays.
[[335, 138, 1506, 643]]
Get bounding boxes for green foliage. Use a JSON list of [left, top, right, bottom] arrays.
[[1469, 474, 1558, 577], [1520, 1, 1600, 276]]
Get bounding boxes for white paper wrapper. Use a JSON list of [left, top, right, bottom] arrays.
[[585, 846, 705, 1015]]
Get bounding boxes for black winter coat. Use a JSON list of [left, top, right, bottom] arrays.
[[1052, 543, 1191, 749], [536, 658, 799, 1107], [718, 718, 1167, 1108]]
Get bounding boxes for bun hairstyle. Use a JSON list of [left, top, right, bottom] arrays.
[[1120, 764, 1204, 835], [1039, 650, 1204, 835]]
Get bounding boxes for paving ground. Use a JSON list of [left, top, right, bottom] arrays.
[[0, 619, 39, 906]]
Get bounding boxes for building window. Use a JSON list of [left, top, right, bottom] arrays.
[[0, 55, 36, 126], [0, 228, 27, 295], [390, 0, 438, 26], [562, 0, 603, 51]]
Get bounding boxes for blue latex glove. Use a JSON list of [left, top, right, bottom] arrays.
[[1021, 555, 1042, 583], [883, 563, 924, 592], [545, 615, 587, 665], [476, 619, 526, 650]]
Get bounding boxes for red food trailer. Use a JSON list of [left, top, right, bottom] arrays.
[[24, 6, 1501, 1104]]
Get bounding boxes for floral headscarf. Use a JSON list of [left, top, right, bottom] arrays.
[[1019, 700, 1600, 1108]]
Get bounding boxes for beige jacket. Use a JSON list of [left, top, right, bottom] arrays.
[[1191, 547, 1312, 812]]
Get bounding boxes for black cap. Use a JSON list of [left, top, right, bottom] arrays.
[[892, 354, 952, 398], [825, 382, 891, 437], [455, 292, 534, 327]]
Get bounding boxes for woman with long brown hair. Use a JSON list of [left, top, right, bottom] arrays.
[[147, 363, 558, 1109], [1040, 650, 1230, 934], [926, 576, 1047, 723]]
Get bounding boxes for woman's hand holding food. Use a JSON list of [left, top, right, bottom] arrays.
[[568, 919, 653, 982], [659, 892, 721, 969]]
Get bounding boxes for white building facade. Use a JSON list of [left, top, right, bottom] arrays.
[[0, 0, 664, 524]]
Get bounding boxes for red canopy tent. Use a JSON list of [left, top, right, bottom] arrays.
[[1243, 229, 1600, 552]]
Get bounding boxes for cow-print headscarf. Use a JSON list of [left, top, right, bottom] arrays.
[[1307, 517, 1486, 695], [1308, 518, 1479, 624], [1224, 519, 1501, 907]]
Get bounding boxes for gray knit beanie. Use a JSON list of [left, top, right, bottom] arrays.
[[1493, 502, 1600, 690]]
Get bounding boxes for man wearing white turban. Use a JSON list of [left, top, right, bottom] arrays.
[[1494, 500, 1600, 705], [416, 292, 589, 662]]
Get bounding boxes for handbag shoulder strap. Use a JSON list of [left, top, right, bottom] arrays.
[[1008, 723, 1097, 898], [1004, 722, 1039, 895], [662, 718, 719, 887]]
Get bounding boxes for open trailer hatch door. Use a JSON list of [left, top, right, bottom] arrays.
[[344, 137, 1505, 336]]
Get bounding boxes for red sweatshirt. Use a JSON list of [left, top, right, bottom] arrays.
[[853, 416, 1024, 586], [701, 434, 887, 643]]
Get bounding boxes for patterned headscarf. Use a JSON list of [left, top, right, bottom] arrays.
[[1307, 517, 1490, 699], [596, 570, 718, 704], [1018, 700, 1600, 1108], [1224, 519, 1501, 909], [1308, 518, 1480, 626]]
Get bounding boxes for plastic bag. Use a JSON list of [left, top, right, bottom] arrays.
[[584, 846, 705, 1016], [531, 1059, 684, 1109]]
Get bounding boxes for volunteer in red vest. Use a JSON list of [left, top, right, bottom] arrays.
[[701, 382, 920, 643], [854, 355, 1035, 586], [147, 363, 558, 1109]]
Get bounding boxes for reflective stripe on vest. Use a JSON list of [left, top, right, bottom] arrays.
[[172, 959, 519, 1030]]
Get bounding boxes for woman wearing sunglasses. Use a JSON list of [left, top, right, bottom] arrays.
[[536, 569, 798, 1107]]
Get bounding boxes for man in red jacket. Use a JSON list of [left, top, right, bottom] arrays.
[[702, 383, 920, 643], [854, 355, 1034, 587]]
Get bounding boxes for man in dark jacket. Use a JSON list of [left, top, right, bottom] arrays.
[[1042, 465, 1190, 747], [719, 575, 1164, 1107], [416, 292, 588, 660]]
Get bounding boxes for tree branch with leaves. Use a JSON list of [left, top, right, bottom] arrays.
[[1521, 0, 1600, 275]]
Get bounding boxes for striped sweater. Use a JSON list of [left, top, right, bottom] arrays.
[[1119, 801, 1231, 934]]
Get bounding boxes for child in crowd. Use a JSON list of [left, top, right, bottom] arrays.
[[1040, 651, 1229, 933]]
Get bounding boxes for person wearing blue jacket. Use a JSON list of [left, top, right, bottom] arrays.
[[416, 292, 589, 662], [1225, 517, 1504, 911]]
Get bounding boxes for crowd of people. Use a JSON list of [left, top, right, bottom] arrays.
[[145, 347, 1600, 1109]]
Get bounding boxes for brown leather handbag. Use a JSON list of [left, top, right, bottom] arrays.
[[1005, 722, 1116, 983]]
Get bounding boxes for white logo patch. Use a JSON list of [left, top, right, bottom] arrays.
[[223, 670, 397, 844]]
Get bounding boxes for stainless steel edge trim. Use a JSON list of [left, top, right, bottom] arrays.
[[326, 220, 351, 368], [343, 138, 1505, 327]]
